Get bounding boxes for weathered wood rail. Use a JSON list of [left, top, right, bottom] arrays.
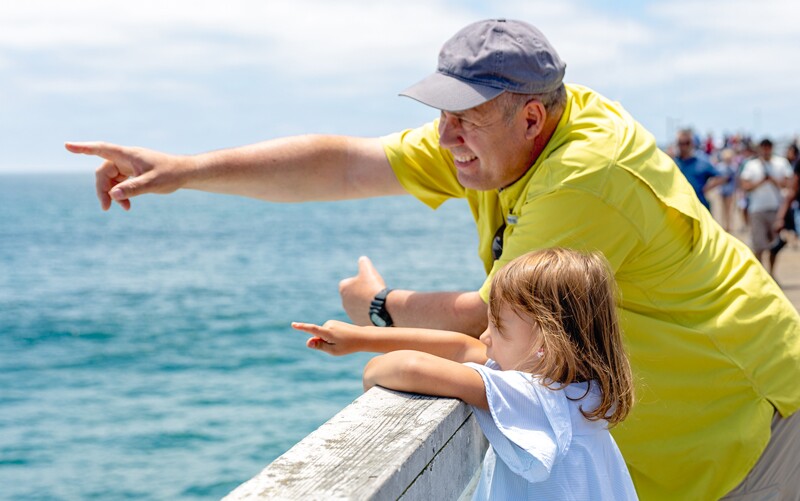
[[223, 386, 488, 500]]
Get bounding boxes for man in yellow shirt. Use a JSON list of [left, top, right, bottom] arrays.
[[67, 19, 799, 500]]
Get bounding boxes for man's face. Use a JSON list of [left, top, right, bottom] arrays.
[[786, 146, 798, 164], [437, 99, 537, 191], [760, 144, 773, 161], [677, 134, 694, 159]]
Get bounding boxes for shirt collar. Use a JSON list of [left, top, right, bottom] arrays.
[[496, 93, 574, 216]]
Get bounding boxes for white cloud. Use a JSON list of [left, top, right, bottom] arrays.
[[650, 0, 800, 74], [496, 1, 653, 65], [2, 0, 800, 172], [4, 0, 798, 94], [15, 75, 211, 99], [0, 1, 456, 105], [0, 1, 680, 99], [0, 1, 468, 75], [652, 0, 796, 36]]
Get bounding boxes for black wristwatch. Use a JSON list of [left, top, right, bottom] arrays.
[[369, 288, 394, 327]]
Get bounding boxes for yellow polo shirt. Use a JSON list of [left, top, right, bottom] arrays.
[[381, 84, 800, 500]]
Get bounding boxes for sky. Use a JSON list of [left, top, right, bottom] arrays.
[[1, 0, 799, 173]]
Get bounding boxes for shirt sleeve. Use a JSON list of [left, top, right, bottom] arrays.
[[777, 157, 794, 179], [703, 159, 721, 179], [380, 120, 466, 209], [739, 160, 761, 182], [464, 361, 573, 483]]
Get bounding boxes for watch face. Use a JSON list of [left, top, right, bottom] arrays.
[[370, 312, 387, 327]]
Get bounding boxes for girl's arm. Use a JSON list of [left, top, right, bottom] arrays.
[[291, 320, 488, 364], [363, 350, 489, 410]]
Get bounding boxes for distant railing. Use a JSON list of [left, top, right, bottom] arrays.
[[223, 386, 488, 500]]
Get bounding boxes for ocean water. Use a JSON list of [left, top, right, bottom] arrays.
[[0, 173, 484, 500]]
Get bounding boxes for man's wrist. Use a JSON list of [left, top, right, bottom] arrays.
[[369, 288, 394, 327]]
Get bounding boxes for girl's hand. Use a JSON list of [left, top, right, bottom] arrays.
[[291, 320, 368, 356]]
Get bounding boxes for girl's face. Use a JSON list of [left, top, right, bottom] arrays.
[[480, 306, 541, 371]]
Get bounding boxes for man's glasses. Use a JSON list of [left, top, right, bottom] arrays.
[[492, 223, 506, 261]]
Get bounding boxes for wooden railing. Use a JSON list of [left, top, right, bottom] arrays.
[[223, 386, 488, 500]]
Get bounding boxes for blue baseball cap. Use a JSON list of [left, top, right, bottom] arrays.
[[400, 19, 566, 112]]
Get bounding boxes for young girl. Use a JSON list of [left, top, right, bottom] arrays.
[[293, 248, 637, 500]]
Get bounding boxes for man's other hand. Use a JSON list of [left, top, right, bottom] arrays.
[[339, 256, 386, 325]]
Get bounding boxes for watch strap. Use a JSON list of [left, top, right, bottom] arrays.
[[369, 288, 394, 327]]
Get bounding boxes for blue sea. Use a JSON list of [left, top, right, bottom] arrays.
[[0, 173, 484, 500]]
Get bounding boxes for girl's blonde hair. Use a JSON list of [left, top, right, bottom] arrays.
[[489, 247, 634, 426]]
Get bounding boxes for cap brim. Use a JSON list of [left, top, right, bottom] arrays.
[[399, 72, 505, 112]]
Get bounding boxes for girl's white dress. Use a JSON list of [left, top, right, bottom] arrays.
[[464, 360, 638, 500]]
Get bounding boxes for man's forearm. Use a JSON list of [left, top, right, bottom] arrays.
[[739, 179, 759, 192], [385, 290, 488, 337], [188, 135, 404, 202]]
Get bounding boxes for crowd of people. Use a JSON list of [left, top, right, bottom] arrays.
[[667, 130, 800, 277]]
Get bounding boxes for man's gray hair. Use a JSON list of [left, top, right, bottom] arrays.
[[497, 85, 567, 123]]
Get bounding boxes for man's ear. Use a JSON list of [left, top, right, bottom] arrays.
[[523, 100, 547, 140]]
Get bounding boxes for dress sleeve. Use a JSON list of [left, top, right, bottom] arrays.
[[464, 361, 573, 483]]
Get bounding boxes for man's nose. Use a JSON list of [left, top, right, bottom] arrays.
[[438, 114, 464, 149]]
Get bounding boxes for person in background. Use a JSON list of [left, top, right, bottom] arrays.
[[785, 142, 799, 167], [736, 140, 758, 229], [672, 129, 725, 212], [775, 143, 800, 243], [293, 248, 639, 500], [66, 19, 800, 500], [788, 143, 799, 166], [739, 138, 794, 276], [716, 149, 739, 232], [703, 131, 716, 156]]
